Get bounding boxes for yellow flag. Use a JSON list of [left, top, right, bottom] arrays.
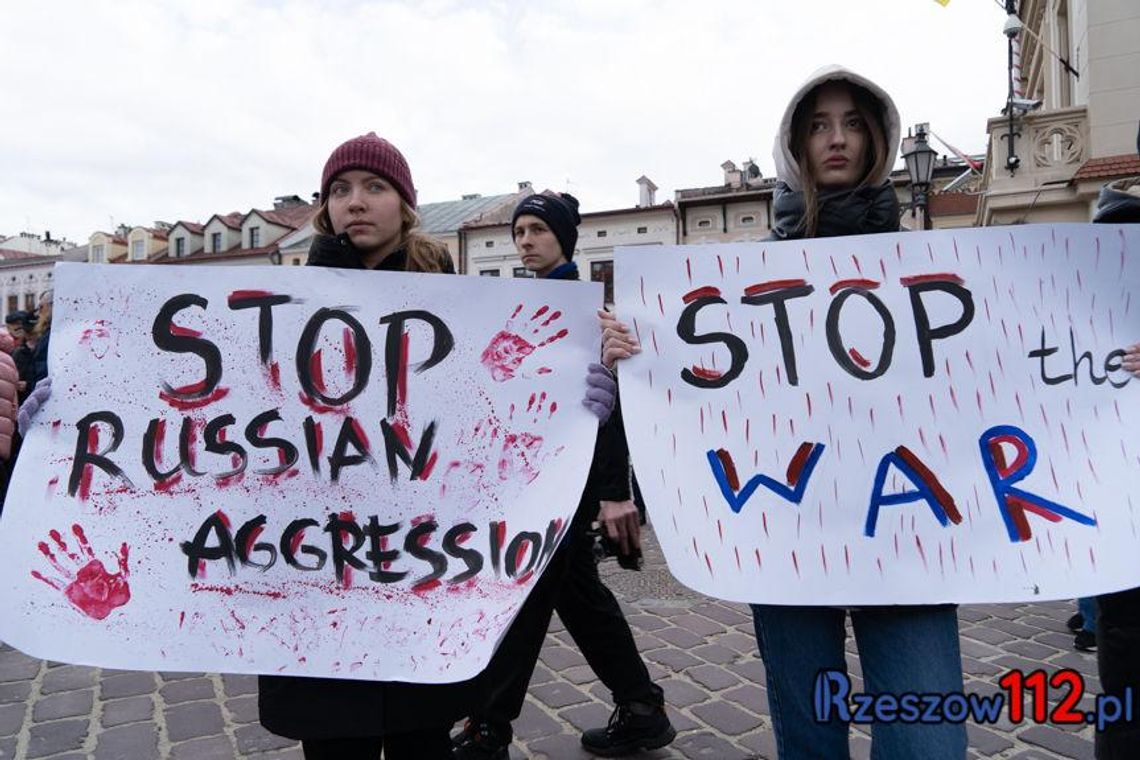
[[933, 0, 950, 6]]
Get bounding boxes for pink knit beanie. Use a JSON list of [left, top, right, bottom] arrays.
[[320, 132, 416, 209]]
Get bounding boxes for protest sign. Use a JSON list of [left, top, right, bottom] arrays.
[[0, 262, 602, 682], [616, 224, 1139, 605]]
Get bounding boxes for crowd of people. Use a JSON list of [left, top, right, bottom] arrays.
[[1, 64, 1138, 759]]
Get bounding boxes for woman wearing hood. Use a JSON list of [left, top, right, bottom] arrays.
[[749, 66, 968, 759], [591, 65, 972, 757]]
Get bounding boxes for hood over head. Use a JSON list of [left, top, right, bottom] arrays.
[[772, 65, 901, 192]]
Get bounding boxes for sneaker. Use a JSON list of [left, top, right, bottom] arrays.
[[1066, 613, 1085, 633], [1074, 629, 1097, 652], [452, 720, 510, 760], [580, 702, 677, 757]]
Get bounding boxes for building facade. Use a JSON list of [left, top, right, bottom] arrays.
[[977, 0, 1140, 224]]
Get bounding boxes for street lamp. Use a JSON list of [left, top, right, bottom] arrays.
[[901, 122, 937, 230]]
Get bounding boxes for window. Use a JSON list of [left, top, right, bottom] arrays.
[[479, 269, 500, 277], [590, 260, 614, 304], [697, 219, 712, 229], [131, 239, 145, 260], [7, 295, 17, 314], [24, 293, 35, 310], [211, 232, 222, 252], [740, 215, 756, 225], [484, 240, 494, 248], [91, 244, 105, 263], [291, 259, 301, 265], [174, 238, 185, 257], [597, 230, 607, 238], [637, 226, 648, 234], [512, 267, 533, 278], [250, 226, 261, 248]]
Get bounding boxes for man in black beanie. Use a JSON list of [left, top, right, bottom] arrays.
[[509, 192, 581, 277], [454, 193, 674, 760]]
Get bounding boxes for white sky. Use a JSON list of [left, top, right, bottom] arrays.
[[1, 0, 1010, 244]]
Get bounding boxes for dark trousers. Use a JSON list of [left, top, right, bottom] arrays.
[[1096, 587, 1140, 759], [474, 519, 661, 736], [301, 727, 452, 759]]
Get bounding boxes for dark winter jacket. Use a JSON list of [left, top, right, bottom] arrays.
[[1092, 180, 1140, 224], [544, 260, 632, 534], [258, 233, 471, 741], [29, 328, 50, 393], [768, 180, 900, 241]]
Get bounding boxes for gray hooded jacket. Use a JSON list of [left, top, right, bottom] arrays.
[[769, 65, 902, 240]]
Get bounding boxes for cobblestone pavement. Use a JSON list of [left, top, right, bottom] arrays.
[[0, 525, 1100, 759]]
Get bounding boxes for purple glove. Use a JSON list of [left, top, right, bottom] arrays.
[[18, 376, 51, 436], [582, 362, 616, 424]]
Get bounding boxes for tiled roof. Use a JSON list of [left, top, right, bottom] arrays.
[[93, 232, 128, 244], [1072, 154, 1140, 182], [253, 203, 316, 230], [929, 192, 979, 217], [173, 221, 205, 234], [0, 248, 43, 261], [205, 212, 244, 230]]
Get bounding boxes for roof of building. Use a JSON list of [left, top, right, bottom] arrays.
[[171, 221, 206, 235], [1072, 154, 1140, 182], [250, 203, 316, 229], [419, 193, 518, 234], [92, 232, 128, 244], [929, 191, 980, 217], [0, 249, 44, 261], [151, 243, 279, 265], [204, 212, 244, 230]]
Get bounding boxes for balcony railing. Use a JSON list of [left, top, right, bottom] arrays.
[[983, 105, 1088, 189]]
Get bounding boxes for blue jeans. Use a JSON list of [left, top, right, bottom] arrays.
[[751, 604, 967, 760], [1078, 596, 1097, 633]]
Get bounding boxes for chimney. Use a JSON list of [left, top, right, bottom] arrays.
[[518, 181, 532, 193], [721, 160, 741, 188], [45, 230, 52, 242], [274, 194, 305, 210], [636, 176, 658, 207]]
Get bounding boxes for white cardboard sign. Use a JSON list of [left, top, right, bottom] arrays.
[[0, 262, 602, 682], [616, 224, 1139, 605]]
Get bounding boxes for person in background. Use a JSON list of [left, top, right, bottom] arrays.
[[453, 193, 674, 760], [1068, 598, 1097, 652], [0, 326, 20, 510], [4, 311, 34, 403], [1090, 122, 1140, 760], [29, 291, 52, 393]]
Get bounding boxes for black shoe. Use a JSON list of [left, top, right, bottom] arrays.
[[1074, 629, 1097, 652], [452, 720, 510, 760], [580, 702, 676, 757], [1066, 613, 1084, 633]]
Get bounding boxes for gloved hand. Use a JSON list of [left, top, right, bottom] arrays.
[[582, 362, 616, 424], [18, 377, 51, 437]]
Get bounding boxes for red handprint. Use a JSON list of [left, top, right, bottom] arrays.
[[480, 304, 568, 382], [32, 524, 131, 620]]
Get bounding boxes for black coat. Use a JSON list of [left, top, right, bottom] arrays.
[[258, 235, 473, 740], [768, 180, 900, 241]]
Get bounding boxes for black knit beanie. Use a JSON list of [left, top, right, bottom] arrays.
[[511, 193, 581, 260]]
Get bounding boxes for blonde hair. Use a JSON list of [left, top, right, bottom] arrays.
[[790, 81, 890, 238], [313, 198, 450, 273], [33, 289, 53, 339]]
